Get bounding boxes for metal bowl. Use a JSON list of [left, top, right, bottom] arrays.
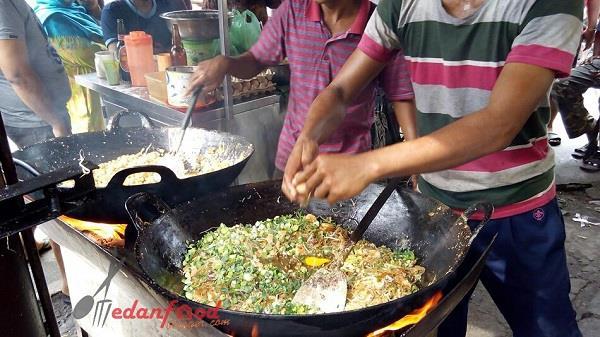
[[161, 10, 232, 41]]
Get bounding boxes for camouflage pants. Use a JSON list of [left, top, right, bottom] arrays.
[[551, 58, 600, 138]]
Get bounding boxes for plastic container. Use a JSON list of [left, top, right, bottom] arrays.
[[94, 51, 115, 79], [156, 53, 172, 72], [145, 71, 168, 103], [182, 39, 219, 65], [103, 59, 121, 85], [124, 31, 156, 86]]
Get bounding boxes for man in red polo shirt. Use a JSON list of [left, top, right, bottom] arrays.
[[188, 0, 415, 176]]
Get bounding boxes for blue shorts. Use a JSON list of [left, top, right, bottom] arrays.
[[438, 198, 581, 337]]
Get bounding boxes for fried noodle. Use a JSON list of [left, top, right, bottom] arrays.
[[182, 214, 425, 314]]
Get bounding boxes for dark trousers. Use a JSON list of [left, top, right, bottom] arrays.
[[4, 125, 54, 149], [438, 199, 581, 337], [551, 59, 600, 139]]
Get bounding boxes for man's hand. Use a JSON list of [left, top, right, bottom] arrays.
[[281, 137, 318, 201], [290, 153, 375, 205], [51, 118, 72, 137], [583, 27, 596, 50], [187, 55, 230, 96]]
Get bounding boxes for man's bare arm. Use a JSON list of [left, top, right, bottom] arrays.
[[301, 50, 386, 142], [392, 100, 417, 141], [365, 63, 554, 179], [584, 0, 600, 49], [288, 62, 554, 203], [588, 0, 600, 31], [188, 52, 267, 95], [0, 39, 70, 136], [281, 50, 387, 196]]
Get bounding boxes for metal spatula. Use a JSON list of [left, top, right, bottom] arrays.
[[292, 180, 400, 313], [173, 87, 202, 154]]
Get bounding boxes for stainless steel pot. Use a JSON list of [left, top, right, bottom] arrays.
[[161, 10, 233, 41]]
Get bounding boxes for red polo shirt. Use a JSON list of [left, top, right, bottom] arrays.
[[250, 0, 414, 170]]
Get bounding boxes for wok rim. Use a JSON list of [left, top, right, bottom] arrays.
[[160, 10, 234, 21], [12, 126, 255, 182]]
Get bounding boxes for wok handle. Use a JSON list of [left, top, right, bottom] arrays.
[[457, 202, 494, 244], [125, 192, 172, 233], [12, 158, 42, 177], [107, 110, 154, 132], [104, 165, 180, 190]]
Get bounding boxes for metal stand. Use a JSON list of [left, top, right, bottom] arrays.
[[217, 0, 234, 133], [0, 115, 58, 337], [0, 114, 96, 337], [217, 0, 238, 184]]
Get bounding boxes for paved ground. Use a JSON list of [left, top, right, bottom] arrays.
[[39, 91, 600, 337]]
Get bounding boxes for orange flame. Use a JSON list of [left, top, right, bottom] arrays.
[[251, 324, 260, 337], [367, 291, 443, 337], [224, 324, 258, 337], [59, 215, 126, 247]]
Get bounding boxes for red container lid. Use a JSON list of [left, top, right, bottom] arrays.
[[124, 31, 152, 45]]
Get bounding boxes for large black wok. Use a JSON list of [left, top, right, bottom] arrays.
[[125, 180, 493, 337], [11, 111, 254, 223]]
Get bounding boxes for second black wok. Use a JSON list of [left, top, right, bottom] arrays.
[[12, 111, 254, 223]]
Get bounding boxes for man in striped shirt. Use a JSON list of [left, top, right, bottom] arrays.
[[284, 0, 583, 336], [188, 0, 415, 177]]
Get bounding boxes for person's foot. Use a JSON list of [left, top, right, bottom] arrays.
[[581, 150, 600, 172], [34, 228, 51, 252], [573, 144, 599, 159]]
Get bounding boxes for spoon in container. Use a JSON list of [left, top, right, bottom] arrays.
[[173, 87, 202, 155]]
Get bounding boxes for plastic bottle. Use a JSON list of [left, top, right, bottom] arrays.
[[124, 31, 156, 86]]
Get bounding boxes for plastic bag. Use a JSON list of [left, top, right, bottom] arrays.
[[230, 9, 262, 54]]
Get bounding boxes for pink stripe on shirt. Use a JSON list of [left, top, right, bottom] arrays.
[[410, 62, 503, 90], [453, 138, 549, 172], [455, 183, 556, 220], [507, 44, 575, 77]]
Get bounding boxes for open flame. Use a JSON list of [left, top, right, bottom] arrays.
[[367, 291, 443, 337], [251, 324, 260, 337], [59, 215, 126, 247]]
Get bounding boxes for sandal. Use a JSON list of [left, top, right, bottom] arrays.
[[581, 151, 600, 172], [574, 144, 589, 155], [557, 183, 593, 192], [573, 144, 599, 160], [548, 132, 562, 147], [575, 120, 600, 158]]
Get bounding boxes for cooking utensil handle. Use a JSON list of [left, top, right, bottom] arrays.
[[12, 158, 42, 177], [125, 192, 172, 233], [173, 87, 203, 154], [350, 178, 403, 242], [107, 110, 154, 132], [181, 87, 203, 130], [457, 202, 494, 244], [104, 165, 180, 190]]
